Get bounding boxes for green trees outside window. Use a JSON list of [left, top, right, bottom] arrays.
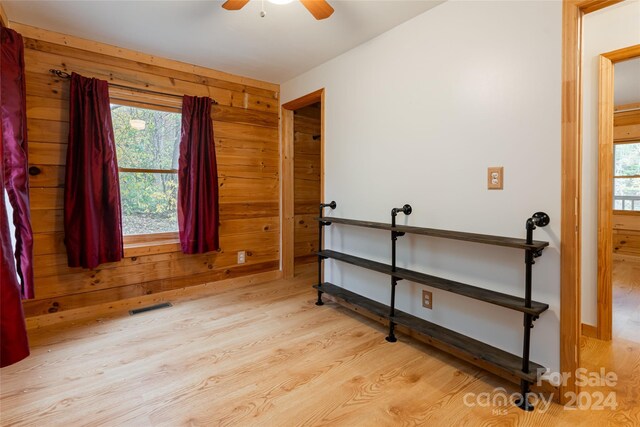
[[111, 104, 182, 235]]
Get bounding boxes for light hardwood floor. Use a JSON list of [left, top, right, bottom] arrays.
[[576, 257, 640, 426], [1, 264, 639, 426], [611, 257, 640, 342]]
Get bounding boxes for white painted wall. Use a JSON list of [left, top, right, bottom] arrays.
[[581, 0, 640, 326], [615, 57, 640, 106], [282, 0, 562, 372]]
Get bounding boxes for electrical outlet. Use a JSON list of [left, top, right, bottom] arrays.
[[487, 167, 504, 190], [422, 290, 433, 309], [237, 251, 246, 264]]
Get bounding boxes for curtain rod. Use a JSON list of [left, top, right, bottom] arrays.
[[49, 69, 218, 105]]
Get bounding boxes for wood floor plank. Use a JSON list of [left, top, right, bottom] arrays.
[[1, 263, 638, 426]]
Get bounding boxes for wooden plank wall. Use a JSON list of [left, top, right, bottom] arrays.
[[613, 215, 640, 257], [612, 106, 640, 259], [293, 103, 321, 265], [20, 29, 281, 317], [0, 3, 7, 28]]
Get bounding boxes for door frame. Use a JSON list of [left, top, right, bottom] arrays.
[[596, 45, 640, 341], [281, 89, 325, 278], [561, 0, 624, 404]]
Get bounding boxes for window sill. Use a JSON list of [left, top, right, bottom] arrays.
[[123, 233, 181, 257]]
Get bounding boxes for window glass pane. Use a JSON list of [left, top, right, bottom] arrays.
[[119, 172, 178, 235], [614, 177, 640, 211], [112, 104, 181, 170], [614, 143, 640, 177]]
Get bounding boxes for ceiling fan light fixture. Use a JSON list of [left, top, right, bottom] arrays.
[[222, 0, 333, 19]]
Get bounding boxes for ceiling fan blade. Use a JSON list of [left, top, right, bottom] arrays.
[[299, 0, 334, 20], [222, 0, 250, 10]]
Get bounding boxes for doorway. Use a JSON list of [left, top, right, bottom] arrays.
[[597, 52, 640, 341], [562, 0, 640, 402], [281, 89, 324, 278], [292, 102, 322, 267], [574, 42, 640, 416]]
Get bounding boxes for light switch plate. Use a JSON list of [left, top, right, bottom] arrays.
[[487, 167, 504, 190]]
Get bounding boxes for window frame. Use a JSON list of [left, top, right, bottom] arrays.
[[612, 139, 640, 216], [110, 96, 183, 247]]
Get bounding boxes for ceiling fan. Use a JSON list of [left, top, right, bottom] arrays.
[[222, 0, 334, 20]]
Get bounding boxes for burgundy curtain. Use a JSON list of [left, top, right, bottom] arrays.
[[64, 73, 123, 269], [1, 26, 31, 367], [178, 95, 219, 254]]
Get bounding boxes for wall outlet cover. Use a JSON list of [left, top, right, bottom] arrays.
[[487, 167, 504, 190], [422, 290, 433, 309]]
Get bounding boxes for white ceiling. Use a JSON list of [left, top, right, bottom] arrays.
[[615, 57, 640, 106], [4, 0, 444, 84]]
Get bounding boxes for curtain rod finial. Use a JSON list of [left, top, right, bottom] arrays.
[[49, 69, 72, 79]]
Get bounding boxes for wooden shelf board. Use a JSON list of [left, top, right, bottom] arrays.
[[314, 282, 389, 319], [318, 217, 392, 232], [314, 282, 543, 383], [318, 250, 549, 316], [315, 217, 549, 251]]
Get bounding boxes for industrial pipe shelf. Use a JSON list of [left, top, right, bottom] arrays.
[[313, 202, 550, 411]]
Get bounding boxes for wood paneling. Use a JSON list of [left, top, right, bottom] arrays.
[[294, 103, 321, 265], [12, 23, 278, 92], [613, 213, 640, 230], [23, 261, 279, 318], [0, 2, 8, 28], [613, 213, 640, 259], [27, 164, 64, 188], [27, 118, 68, 143], [29, 142, 67, 165], [22, 30, 280, 317], [33, 230, 278, 281], [29, 187, 63, 209], [25, 269, 282, 329], [613, 230, 640, 257], [21, 38, 274, 97], [295, 214, 318, 260], [0, 2, 9, 28]]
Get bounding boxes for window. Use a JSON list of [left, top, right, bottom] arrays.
[[614, 141, 640, 212], [111, 104, 182, 236]]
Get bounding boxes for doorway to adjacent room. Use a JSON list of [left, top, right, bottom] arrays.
[[281, 89, 325, 278]]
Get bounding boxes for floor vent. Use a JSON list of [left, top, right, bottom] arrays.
[[129, 302, 173, 316]]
